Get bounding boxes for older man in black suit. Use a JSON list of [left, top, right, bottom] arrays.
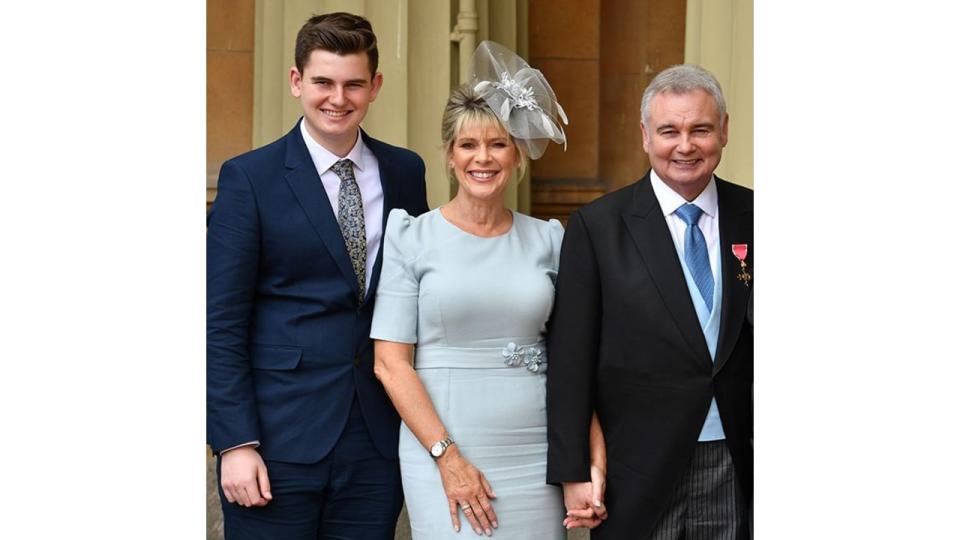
[[547, 64, 752, 540]]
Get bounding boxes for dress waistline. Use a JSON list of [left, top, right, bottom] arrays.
[[415, 341, 547, 373]]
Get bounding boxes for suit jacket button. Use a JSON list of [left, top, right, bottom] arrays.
[[353, 357, 361, 366]]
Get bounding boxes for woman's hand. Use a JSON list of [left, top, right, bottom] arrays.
[[437, 447, 498, 536], [561, 462, 608, 529], [563, 411, 609, 529], [375, 341, 498, 533], [589, 461, 607, 518]]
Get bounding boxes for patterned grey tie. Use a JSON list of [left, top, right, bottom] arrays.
[[330, 159, 367, 300]]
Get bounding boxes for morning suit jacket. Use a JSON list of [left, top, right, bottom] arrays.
[[207, 121, 429, 464], [546, 173, 752, 539]]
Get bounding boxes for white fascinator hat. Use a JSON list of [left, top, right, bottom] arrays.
[[468, 40, 569, 160]]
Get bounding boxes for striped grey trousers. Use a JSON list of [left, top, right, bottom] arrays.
[[650, 440, 748, 540]]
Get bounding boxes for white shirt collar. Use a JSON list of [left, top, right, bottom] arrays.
[[299, 119, 369, 173], [650, 169, 718, 218]]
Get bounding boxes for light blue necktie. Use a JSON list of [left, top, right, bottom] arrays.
[[676, 203, 713, 313]]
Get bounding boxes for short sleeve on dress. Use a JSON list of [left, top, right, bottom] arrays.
[[547, 218, 564, 283], [370, 208, 420, 343]]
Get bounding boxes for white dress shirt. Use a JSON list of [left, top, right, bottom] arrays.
[[650, 169, 727, 441], [649, 170, 721, 288], [300, 119, 384, 291]]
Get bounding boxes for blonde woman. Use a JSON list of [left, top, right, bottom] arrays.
[[370, 41, 606, 539]]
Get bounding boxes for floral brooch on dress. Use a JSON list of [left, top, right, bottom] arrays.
[[501, 342, 546, 373]]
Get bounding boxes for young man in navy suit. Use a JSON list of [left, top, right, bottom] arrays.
[[207, 12, 429, 539]]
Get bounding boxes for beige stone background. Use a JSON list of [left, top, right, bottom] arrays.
[[207, 1, 751, 538]]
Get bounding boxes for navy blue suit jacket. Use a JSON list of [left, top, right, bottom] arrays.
[[207, 121, 429, 463]]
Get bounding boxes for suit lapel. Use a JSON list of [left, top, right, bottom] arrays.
[[362, 131, 396, 304], [364, 131, 399, 230], [281, 123, 359, 296], [713, 179, 752, 374], [622, 176, 713, 369]]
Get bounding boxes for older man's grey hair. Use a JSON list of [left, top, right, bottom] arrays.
[[640, 64, 726, 128]]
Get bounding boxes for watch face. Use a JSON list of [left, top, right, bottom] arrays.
[[430, 442, 443, 457]]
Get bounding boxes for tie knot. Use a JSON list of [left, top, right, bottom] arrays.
[[331, 160, 355, 182], [675, 203, 704, 226]]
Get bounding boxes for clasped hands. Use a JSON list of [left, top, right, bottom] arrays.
[[562, 463, 608, 530]]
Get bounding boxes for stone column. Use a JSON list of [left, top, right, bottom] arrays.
[[685, 0, 754, 188]]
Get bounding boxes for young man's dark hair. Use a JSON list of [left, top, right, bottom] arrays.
[[294, 12, 379, 77]]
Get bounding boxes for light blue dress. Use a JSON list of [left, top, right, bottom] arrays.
[[370, 207, 565, 539]]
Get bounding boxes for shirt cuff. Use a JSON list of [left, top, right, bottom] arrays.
[[220, 441, 259, 454]]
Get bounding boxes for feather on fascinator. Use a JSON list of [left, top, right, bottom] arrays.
[[469, 40, 569, 160]]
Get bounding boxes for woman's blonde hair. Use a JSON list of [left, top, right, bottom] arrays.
[[440, 84, 529, 182]]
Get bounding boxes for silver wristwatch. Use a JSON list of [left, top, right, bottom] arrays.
[[429, 436, 454, 459]]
